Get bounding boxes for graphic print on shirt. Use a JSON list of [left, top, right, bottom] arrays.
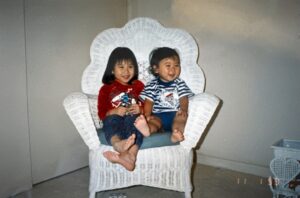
[[111, 88, 136, 108], [159, 89, 179, 110]]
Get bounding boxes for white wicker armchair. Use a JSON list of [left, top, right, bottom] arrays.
[[63, 17, 220, 198]]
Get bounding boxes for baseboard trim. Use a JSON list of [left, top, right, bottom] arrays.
[[196, 153, 271, 177]]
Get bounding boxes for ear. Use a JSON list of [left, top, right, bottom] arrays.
[[153, 65, 159, 73]]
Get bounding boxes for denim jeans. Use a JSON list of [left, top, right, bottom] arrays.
[[102, 114, 143, 148], [153, 111, 176, 131]]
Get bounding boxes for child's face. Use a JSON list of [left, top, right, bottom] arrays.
[[113, 60, 135, 85], [154, 56, 181, 82]]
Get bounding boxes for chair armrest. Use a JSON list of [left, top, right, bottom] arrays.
[[180, 92, 220, 150], [63, 92, 100, 150]]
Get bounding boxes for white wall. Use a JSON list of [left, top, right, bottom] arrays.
[[0, 0, 126, 196], [25, 0, 127, 183], [0, 0, 32, 197], [128, 0, 300, 176]]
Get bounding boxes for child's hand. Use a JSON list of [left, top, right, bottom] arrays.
[[145, 115, 156, 121], [115, 106, 128, 116], [127, 104, 140, 115], [176, 109, 188, 118]]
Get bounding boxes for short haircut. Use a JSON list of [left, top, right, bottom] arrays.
[[102, 47, 139, 84], [149, 47, 180, 76]]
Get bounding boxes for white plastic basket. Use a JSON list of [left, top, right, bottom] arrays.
[[272, 139, 300, 160]]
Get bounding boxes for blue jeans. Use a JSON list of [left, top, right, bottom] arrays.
[[153, 111, 176, 131], [102, 114, 143, 148]]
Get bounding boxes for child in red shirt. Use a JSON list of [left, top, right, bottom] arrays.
[[98, 47, 149, 171]]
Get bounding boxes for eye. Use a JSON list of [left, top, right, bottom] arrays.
[[115, 63, 123, 68], [118, 65, 124, 69]]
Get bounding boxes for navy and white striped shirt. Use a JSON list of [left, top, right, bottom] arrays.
[[140, 77, 194, 113]]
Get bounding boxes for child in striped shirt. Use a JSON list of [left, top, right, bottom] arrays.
[[136, 47, 194, 143]]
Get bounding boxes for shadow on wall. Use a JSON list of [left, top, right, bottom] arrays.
[[195, 99, 223, 151]]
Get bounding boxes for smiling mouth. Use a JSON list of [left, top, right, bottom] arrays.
[[122, 76, 130, 79]]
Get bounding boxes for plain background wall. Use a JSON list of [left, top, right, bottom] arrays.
[[25, 0, 127, 184], [0, 0, 32, 197], [128, 0, 300, 176], [0, 0, 126, 196]]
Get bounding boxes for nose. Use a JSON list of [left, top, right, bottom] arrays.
[[123, 68, 129, 74], [168, 67, 175, 75]]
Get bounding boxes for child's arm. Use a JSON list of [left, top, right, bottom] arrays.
[[143, 98, 154, 119], [178, 96, 189, 116], [128, 104, 142, 115], [143, 98, 162, 133]]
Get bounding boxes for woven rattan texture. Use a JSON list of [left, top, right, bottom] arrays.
[[269, 158, 300, 197]]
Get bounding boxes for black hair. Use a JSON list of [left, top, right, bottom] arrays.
[[149, 47, 180, 76], [102, 47, 139, 84]]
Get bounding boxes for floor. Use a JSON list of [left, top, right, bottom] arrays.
[[14, 164, 272, 198]]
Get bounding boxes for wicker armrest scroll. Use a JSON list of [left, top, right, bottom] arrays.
[[180, 92, 220, 150], [63, 92, 100, 150]]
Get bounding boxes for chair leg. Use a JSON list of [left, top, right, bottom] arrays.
[[184, 190, 192, 198], [89, 191, 96, 198], [184, 150, 193, 198], [184, 177, 192, 198]]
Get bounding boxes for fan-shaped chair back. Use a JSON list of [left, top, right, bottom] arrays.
[[81, 17, 205, 96]]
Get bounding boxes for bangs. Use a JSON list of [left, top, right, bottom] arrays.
[[115, 59, 133, 65]]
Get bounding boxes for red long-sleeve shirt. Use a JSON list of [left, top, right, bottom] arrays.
[[97, 80, 144, 120]]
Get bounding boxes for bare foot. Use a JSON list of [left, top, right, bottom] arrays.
[[134, 115, 150, 137], [103, 151, 136, 171], [112, 134, 136, 153], [171, 129, 184, 143]]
